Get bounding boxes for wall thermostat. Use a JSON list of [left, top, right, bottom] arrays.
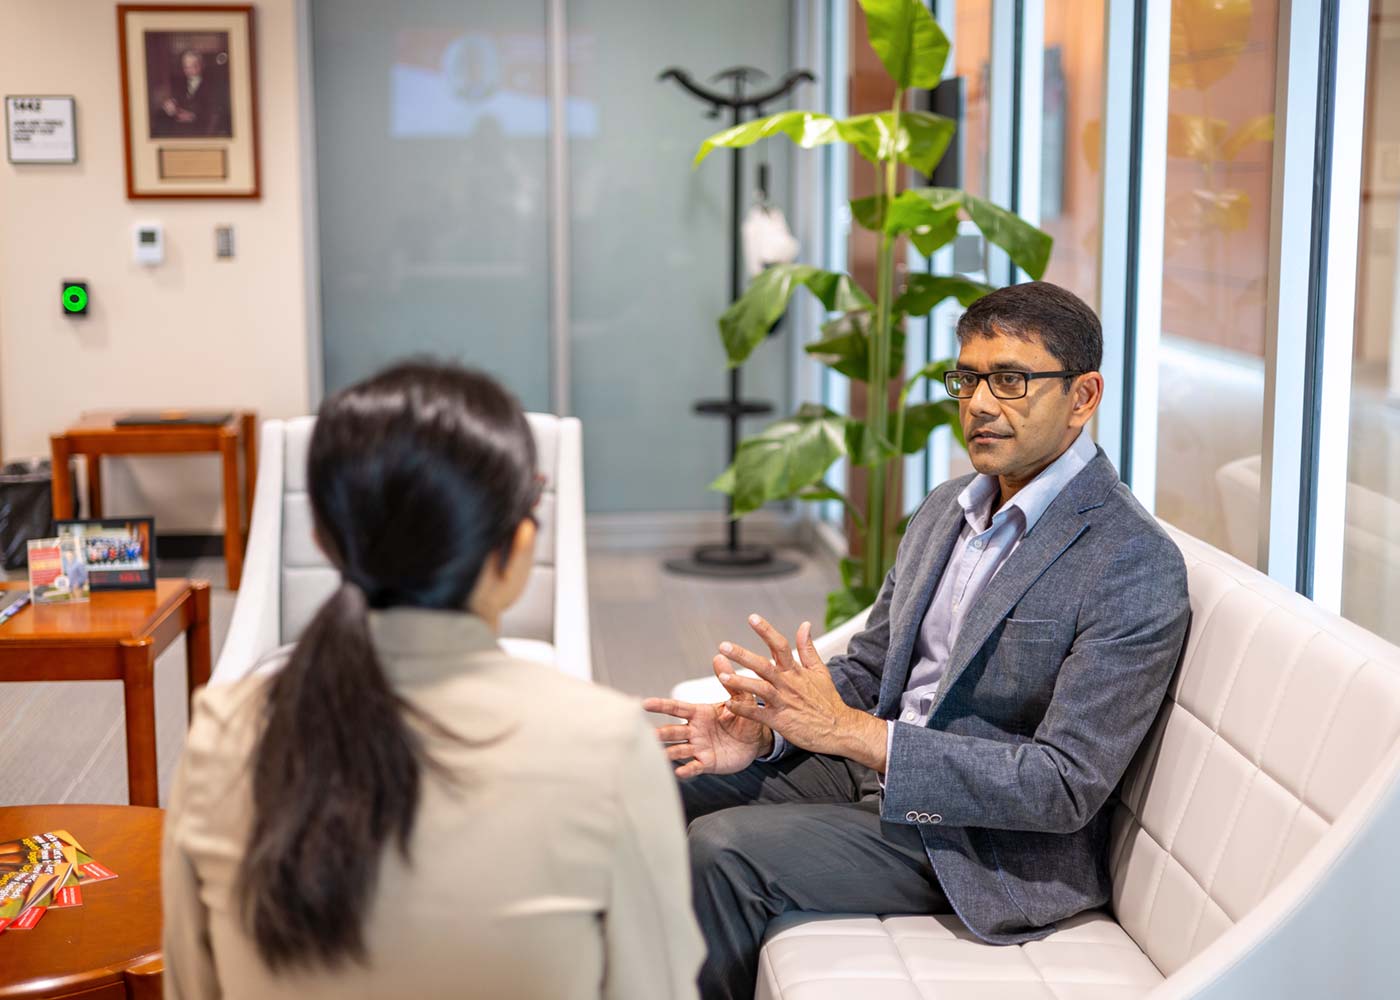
[[61, 281, 88, 317], [133, 223, 164, 265]]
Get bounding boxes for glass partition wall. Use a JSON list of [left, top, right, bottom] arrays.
[[312, 0, 798, 513]]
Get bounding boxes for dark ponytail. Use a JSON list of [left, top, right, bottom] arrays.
[[239, 361, 538, 970]]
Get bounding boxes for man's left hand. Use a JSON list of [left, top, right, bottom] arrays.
[[718, 615, 888, 774]]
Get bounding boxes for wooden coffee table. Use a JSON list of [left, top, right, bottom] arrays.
[[49, 412, 257, 590], [0, 804, 163, 1000], [0, 581, 211, 807]]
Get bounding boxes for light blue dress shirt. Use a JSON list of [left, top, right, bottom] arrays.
[[759, 428, 1098, 766]]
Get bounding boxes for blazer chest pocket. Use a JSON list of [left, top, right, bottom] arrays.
[[999, 617, 1058, 643], [975, 619, 1063, 719]]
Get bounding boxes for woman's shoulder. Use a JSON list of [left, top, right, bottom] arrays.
[[185, 668, 277, 766], [448, 651, 655, 761], [494, 653, 647, 730]]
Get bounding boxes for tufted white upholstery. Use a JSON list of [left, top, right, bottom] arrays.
[[757, 912, 1162, 1000], [670, 525, 1400, 998], [212, 412, 591, 685]]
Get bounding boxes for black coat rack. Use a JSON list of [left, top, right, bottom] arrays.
[[660, 65, 814, 579]]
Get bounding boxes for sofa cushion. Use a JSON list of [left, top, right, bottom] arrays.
[[756, 912, 1163, 1000]]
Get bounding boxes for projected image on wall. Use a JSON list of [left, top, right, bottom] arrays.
[[391, 30, 598, 138]]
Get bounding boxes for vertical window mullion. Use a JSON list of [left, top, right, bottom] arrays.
[[1096, 0, 1168, 500], [1310, 0, 1369, 610], [1012, 0, 1043, 284]]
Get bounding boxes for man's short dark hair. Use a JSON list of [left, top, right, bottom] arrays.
[[956, 281, 1103, 381]]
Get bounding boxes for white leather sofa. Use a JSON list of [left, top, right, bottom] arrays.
[[1216, 453, 1400, 646], [211, 413, 591, 685], [672, 526, 1400, 997]]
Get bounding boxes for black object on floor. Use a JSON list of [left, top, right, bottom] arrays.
[[664, 545, 800, 579]]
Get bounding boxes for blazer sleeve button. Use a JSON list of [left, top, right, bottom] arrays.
[[930, 814, 942, 824], [905, 810, 919, 822]]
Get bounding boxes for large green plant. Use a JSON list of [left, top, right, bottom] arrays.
[[698, 0, 1052, 627]]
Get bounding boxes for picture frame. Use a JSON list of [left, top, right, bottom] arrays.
[[54, 518, 157, 591], [116, 4, 260, 199]]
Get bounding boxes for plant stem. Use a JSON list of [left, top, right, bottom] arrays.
[[865, 87, 906, 588]]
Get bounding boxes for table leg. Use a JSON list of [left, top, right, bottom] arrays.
[[241, 412, 258, 539], [88, 454, 104, 519], [186, 581, 212, 722], [220, 432, 243, 590], [49, 435, 74, 520], [121, 640, 160, 807]]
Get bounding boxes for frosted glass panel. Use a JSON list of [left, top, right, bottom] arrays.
[[313, 0, 552, 409], [567, 0, 793, 512]]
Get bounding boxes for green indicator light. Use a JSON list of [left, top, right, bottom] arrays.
[[63, 285, 87, 312]]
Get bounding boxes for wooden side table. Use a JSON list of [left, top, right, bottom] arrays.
[[0, 804, 163, 1000], [50, 413, 257, 590], [0, 580, 211, 807]]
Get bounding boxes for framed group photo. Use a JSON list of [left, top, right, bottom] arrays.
[[116, 4, 260, 198], [55, 518, 157, 591]]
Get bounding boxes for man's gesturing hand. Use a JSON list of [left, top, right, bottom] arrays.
[[718, 615, 888, 773], [642, 656, 774, 780]]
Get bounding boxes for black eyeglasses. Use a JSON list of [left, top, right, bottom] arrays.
[[943, 369, 1086, 400]]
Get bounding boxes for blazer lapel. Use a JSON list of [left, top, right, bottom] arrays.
[[876, 494, 966, 716], [921, 452, 1118, 721]]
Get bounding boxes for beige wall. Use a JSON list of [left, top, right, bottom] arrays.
[[0, 0, 310, 532]]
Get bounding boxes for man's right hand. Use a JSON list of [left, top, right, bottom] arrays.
[[643, 657, 774, 779]]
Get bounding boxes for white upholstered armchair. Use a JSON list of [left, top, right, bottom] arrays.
[[211, 413, 591, 685]]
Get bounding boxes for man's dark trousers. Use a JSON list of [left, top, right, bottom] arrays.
[[682, 753, 952, 1000]]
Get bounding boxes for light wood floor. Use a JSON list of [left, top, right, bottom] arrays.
[[0, 546, 838, 807]]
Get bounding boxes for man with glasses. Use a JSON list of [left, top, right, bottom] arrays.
[[646, 281, 1191, 1000]]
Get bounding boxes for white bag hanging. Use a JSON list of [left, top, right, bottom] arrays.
[[742, 203, 800, 278]]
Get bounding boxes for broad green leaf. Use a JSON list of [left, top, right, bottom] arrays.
[[899, 400, 962, 452], [709, 464, 736, 495], [857, 0, 950, 89], [883, 188, 962, 253], [696, 108, 954, 176], [849, 195, 886, 231], [839, 111, 955, 174], [895, 274, 995, 317], [844, 419, 897, 468], [964, 194, 1053, 280], [719, 264, 873, 366], [805, 313, 904, 381], [827, 584, 879, 629], [729, 404, 849, 515], [694, 111, 841, 166], [797, 486, 867, 533], [909, 215, 961, 256]]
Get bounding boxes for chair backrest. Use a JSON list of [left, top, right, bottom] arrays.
[[1109, 525, 1400, 978], [279, 412, 563, 646]]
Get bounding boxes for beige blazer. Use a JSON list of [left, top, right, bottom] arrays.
[[162, 609, 702, 999]]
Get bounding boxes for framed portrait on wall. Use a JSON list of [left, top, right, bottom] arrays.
[[116, 5, 260, 199]]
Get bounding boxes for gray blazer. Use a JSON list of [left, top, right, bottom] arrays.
[[818, 449, 1189, 944]]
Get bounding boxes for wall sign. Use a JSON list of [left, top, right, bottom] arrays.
[[5, 96, 78, 164]]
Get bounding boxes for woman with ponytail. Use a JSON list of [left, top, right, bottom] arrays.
[[161, 362, 702, 999]]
